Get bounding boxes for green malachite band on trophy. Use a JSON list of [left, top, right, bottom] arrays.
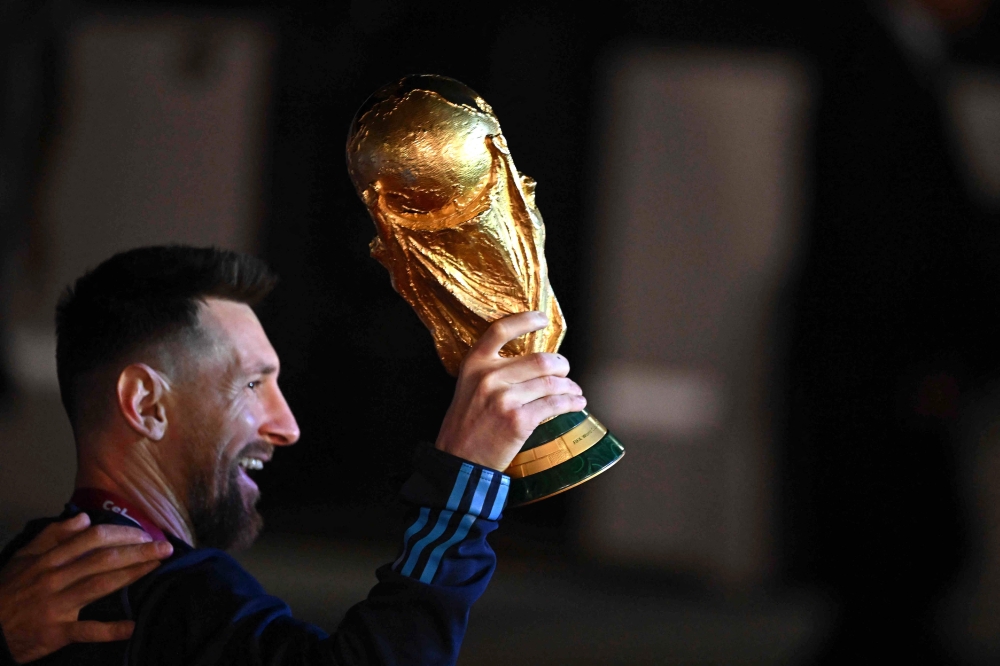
[[521, 411, 589, 450], [504, 409, 626, 507], [506, 413, 606, 477]]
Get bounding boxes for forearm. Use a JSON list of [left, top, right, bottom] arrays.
[[326, 446, 508, 664]]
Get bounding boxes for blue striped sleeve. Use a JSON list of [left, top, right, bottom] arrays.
[[328, 444, 511, 665], [390, 447, 509, 585]]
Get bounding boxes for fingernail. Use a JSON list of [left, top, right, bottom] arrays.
[[155, 541, 173, 556], [140, 533, 153, 543]]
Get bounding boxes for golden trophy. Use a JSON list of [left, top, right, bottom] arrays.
[[346, 74, 624, 506]]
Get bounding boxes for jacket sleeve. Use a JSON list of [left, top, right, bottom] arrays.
[[325, 445, 509, 665], [129, 446, 509, 666]]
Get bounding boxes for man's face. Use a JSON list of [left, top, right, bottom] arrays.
[[168, 298, 300, 550]]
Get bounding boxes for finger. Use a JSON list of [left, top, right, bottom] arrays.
[[52, 540, 172, 593], [507, 376, 582, 406], [521, 393, 588, 428], [64, 560, 163, 609], [65, 620, 136, 644], [42, 524, 152, 568], [471, 312, 549, 359], [14, 513, 91, 558], [493, 352, 570, 384]]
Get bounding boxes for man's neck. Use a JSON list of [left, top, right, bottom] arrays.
[[75, 448, 195, 546]]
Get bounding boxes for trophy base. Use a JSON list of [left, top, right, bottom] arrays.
[[504, 410, 625, 507]]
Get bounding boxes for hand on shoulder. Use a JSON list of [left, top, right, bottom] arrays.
[[0, 513, 172, 663]]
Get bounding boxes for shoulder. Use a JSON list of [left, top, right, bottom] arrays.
[[126, 542, 328, 664], [0, 515, 66, 568], [132, 540, 272, 606]]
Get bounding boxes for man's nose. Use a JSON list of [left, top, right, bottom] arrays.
[[260, 385, 300, 446]]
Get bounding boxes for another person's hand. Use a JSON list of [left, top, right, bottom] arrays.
[[0, 513, 172, 663], [435, 311, 587, 471]]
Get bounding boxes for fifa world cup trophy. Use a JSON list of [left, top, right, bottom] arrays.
[[346, 74, 624, 506]]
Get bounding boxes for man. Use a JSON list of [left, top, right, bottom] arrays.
[[0, 245, 585, 664]]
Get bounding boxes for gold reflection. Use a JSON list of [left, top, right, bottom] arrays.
[[347, 75, 565, 375]]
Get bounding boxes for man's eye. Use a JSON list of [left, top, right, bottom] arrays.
[[248, 381, 259, 391]]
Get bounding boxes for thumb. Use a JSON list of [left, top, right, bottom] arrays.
[[472, 312, 548, 358]]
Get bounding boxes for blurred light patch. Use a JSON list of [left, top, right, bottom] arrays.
[[580, 46, 810, 586], [589, 363, 724, 438], [8, 326, 58, 393], [950, 69, 1000, 206], [23, 12, 273, 323]]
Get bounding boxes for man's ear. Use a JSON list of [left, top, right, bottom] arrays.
[[116, 364, 170, 441]]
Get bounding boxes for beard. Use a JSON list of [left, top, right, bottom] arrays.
[[187, 442, 268, 551]]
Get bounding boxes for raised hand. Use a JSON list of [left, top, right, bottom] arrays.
[[434, 311, 587, 471], [0, 513, 173, 663]]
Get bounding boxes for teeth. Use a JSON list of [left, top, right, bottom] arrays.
[[238, 457, 264, 471]]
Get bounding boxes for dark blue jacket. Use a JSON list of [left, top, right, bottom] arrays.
[[0, 446, 509, 665]]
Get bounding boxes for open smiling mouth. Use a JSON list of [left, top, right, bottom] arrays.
[[236, 455, 269, 492], [235, 447, 273, 492], [237, 457, 265, 471]]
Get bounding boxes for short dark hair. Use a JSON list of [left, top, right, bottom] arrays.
[[56, 245, 277, 428]]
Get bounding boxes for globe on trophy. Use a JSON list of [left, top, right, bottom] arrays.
[[346, 74, 624, 506]]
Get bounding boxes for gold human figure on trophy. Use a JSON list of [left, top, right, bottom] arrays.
[[346, 74, 565, 376]]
